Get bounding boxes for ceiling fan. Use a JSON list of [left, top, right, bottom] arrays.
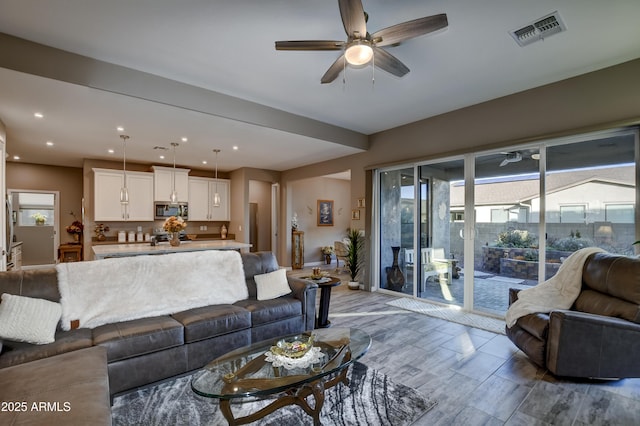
[[499, 151, 523, 167], [275, 0, 448, 83]]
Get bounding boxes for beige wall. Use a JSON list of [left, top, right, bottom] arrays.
[[6, 162, 83, 244], [290, 177, 351, 265], [229, 167, 281, 249]]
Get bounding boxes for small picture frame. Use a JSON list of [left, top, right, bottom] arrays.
[[351, 209, 361, 220], [317, 200, 334, 226], [357, 198, 365, 208]]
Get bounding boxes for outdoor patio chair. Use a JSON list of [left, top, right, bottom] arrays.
[[421, 248, 451, 286]]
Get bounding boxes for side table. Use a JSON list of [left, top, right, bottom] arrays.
[[59, 243, 83, 262], [305, 276, 341, 328]]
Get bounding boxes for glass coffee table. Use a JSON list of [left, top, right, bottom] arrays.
[[191, 328, 371, 425]]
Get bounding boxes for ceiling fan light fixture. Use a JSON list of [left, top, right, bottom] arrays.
[[345, 41, 373, 66]]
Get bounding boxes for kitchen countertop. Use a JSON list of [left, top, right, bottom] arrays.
[[92, 240, 252, 260]]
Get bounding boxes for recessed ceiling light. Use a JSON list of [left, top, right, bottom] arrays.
[[232, 146, 239, 150], [159, 155, 165, 160], [181, 137, 188, 142], [107, 149, 115, 154], [202, 160, 208, 165], [116, 126, 124, 132], [13, 155, 20, 160], [34, 112, 44, 118], [46, 141, 54, 147]]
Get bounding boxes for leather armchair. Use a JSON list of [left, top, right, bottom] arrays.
[[506, 252, 640, 379]]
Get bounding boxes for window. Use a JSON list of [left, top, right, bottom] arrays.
[[605, 204, 634, 223]]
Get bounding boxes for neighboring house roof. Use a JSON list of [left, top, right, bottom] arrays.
[[450, 165, 634, 207]]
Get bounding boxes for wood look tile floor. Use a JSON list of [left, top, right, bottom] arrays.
[[292, 266, 640, 425]]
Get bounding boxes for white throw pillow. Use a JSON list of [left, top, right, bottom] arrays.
[[254, 269, 292, 301], [0, 293, 62, 345]]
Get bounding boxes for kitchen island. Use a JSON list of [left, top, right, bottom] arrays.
[[92, 240, 252, 260]]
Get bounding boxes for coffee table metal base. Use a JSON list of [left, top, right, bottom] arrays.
[[218, 365, 350, 426]]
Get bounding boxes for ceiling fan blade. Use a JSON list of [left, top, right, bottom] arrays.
[[338, 0, 367, 38], [275, 40, 345, 51], [499, 158, 509, 167], [321, 54, 346, 84], [373, 47, 409, 78], [372, 14, 448, 47]]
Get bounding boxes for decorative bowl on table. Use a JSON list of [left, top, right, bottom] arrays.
[[271, 334, 315, 359]]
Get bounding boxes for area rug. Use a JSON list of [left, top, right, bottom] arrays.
[[386, 298, 506, 335], [111, 362, 436, 425]]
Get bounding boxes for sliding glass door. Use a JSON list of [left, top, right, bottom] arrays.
[[374, 127, 638, 317], [378, 167, 415, 294], [473, 149, 540, 315], [417, 159, 465, 306], [544, 130, 637, 272]]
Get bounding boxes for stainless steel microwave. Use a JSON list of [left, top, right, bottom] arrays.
[[154, 202, 188, 220]]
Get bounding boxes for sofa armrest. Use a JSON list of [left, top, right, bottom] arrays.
[[547, 310, 640, 378], [287, 277, 318, 331]]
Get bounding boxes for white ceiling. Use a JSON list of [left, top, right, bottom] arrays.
[[0, 0, 639, 172]]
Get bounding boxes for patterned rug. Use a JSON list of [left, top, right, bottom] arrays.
[[111, 362, 436, 426], [387, 298, 506, 335]]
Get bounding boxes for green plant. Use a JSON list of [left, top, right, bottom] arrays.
[[523, 250, 538, 261], [549, 237, 593, 252], [346, 228, 364, 282], [495, 229, 537, 248], [31, 212, 46, 222]]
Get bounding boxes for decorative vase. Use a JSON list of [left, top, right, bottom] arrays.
[[348, 281, 360, 290], [36, 219, 45, 226], [385, 246, 405, 291], [324, 254, 331, 264], [221, 224, 227, 239], [73, 233, 80, 242], [97, 232, 106, 241], [170, 232, 181, 247]]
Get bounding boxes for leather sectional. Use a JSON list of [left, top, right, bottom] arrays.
[[0, 251, 317, 425]]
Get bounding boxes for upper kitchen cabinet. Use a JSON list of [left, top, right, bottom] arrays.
[[93, 168, 154, 221], [152, 166, 189, 203], [188, 177, 230, 221]]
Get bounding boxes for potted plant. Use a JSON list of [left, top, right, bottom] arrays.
[[31, 212, 47, 225], [346, 228, 364, 290]]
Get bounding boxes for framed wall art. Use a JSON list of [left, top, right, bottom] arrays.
[[351, 209, 360, 220], [317, 200, 334, 226], [357, 198, 365, 208]]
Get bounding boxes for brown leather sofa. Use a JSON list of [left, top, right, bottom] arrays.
[[506, 252, 640, 378], [0, 251, 318, 403]]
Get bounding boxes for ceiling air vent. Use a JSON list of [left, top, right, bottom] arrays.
[[510, 11, 566, 47]]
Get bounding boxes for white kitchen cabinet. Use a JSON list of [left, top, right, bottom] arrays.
[[93, 168, 154, 221], [151, 166, 189, 202], [188, 177, 230, 221]]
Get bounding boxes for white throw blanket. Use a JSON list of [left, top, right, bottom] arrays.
[[56, 250, 248, 330], [505, 247, 604, 327]]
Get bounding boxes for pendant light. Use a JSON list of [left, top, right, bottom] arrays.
[[169, 142, 179, 205], [119, 135, 130, 205], [212, 149, 221, 207]]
